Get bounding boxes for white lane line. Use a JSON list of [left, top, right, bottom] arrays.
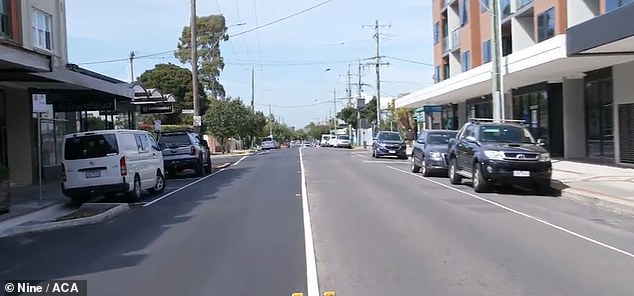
[[232, 155, 248, 166], [386, 165, 634, 260], [299, 147, 320, 296]]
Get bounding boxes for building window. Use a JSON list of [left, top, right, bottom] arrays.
[[606, 0, 632, 12], [481, 0, 490, 12], [537, 8, 555, 42], [460, 0, 469, 25], [501, 0, 511, 18], [0, 0, 9, 37], [434, 66, 441, 82], [32, 9, 52, 51], [482, 40, 492, 63], [443, 63, 450, 79], [461, 51, 471, 71], [433, 22, 439, 44]]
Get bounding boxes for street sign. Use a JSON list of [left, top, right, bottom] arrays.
[[32, 94, 47, 113], [193, 115, 202, 127], [154, 120, 161, 131], [423, 105, 443, 113], [182, 109, 195, 114], [54, 100, 114, 112]]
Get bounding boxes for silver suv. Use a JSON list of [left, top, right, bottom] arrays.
[[158, 130, 211, 177]]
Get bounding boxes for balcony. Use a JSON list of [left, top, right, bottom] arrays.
[[442, 36, 451, 54], [451, 28, 461, 51]]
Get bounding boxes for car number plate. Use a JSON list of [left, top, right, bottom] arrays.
[[389, 150, 396, 154], [513, 170, 530, 177], [85, 170, 101, 178]]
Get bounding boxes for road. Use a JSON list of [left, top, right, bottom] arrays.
[[1, 147, 634, 295]]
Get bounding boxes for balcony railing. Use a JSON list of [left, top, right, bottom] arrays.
[[442, 37, 450, 54], [451, 29, 460, 50], [516, 0, 534, 9]]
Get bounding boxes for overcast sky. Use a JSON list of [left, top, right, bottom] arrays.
[[66, 0, 434, 128]]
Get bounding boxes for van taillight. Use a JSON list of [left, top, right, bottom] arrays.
[[190, 146, 196, 156], [120, 156, 127, 176], [61, 163, 66, 182]]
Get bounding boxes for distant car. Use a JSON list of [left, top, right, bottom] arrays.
[[158, 130, 211, 177], [61, 129, 165, 204], [327, 135, 339, 147], [446, 120, 552, 194], [333, 135, 352, 148], [261, 136, 279, 150], [320, 134, 331, 147], [372, 131, 407, 159], [411, 130, 457, 176]]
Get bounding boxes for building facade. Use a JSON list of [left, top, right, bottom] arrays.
[[397, 0, 634, 166]]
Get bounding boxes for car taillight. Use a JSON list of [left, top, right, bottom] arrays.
[[61, 163, 66, 182], [190, 146, 196, 156], [120, 156, 127, 176]]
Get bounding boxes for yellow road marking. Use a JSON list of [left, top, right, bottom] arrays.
[[291, 293, 303, 296], [324, 292, 335, 296]]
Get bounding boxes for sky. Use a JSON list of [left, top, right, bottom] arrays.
[[66, 0, 434, 129]]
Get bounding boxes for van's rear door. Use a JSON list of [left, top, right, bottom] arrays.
[[63, 133, 122, 189]]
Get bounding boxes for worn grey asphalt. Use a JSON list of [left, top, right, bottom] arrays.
[[305, 148, 634, 296], [0, 149, 306, 296]]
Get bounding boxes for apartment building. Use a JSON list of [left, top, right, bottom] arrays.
[[397, 0, 634, 166], [0, 0, 132, 188]]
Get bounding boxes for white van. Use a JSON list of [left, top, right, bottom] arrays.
[[61, 129, 165, 204]]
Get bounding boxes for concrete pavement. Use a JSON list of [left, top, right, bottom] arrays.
[[305, 148, 634, 295], [0, 149, 307, 296]]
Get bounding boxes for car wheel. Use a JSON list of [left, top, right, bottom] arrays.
[[421, 159, 432, 177], [472, 164, 489, 193], [195, 159, 204, 177], [205, 158, 212, 173], [149, 171, 165, 195], [535, 181, 551, 196], [372, 149, 376, 158], [449, 158, 462, 185], [411, 156, 421, 173], [127, 175, 142, 202], [69, 195, 87, 207]]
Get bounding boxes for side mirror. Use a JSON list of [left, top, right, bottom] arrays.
[[536, 139, 546, 146], [465, 136, 477, 143], [416, 140, 424, 144], [201, 140, 209, 148]]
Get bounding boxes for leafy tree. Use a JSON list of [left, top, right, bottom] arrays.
[[175, 15, 227, 99], [137, 63, 207, 125], [336, 106, 358, 127], [203, 97, 251, 152], [361, 96, 378, 123], [305, 122, 332, 140]]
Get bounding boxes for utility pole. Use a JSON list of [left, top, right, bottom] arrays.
[[129, 51, 135, 83], [332, 88, 337, 130], [269, 104, 273, 136], [364, 20, 390, 131], [190, 0, 201, 134], [251, 65, 255, 112], [491, 0, 505, 121]]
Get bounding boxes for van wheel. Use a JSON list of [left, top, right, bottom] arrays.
[[127, 175, 142, 202], [70, 195, 87, 207], [149, 171, 165, 195]]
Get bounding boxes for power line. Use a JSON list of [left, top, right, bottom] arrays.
[[76, 50, 176, 65], [384, 55, 434, 67], [255, 101, 333, 109]]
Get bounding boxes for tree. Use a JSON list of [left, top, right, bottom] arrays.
[[305, 122, 331, 140], [203, 97, 251, 152], [175, 15, 227, 99], [336, 106, 358, 127], [362, 97, 378, 123], [137, 63, 207, 125]]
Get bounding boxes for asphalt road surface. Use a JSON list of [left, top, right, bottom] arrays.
[[2, 147, 634, 296]]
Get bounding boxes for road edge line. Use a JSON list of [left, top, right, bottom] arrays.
[[300, 147, 320, 296], [385, 165, 634, 260]]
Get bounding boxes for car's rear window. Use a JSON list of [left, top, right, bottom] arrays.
[[158, 134, 191, 147], [262, 137, 273, 142], [427, 132, 456, 144], [64, 134, 119, 160], [338, 135, 349, 140]]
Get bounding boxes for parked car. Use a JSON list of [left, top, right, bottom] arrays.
[[333, 135, 352, 148], [328, 135, 338, 147], [446, 120, 552, 194], [158, 130, 211, 177], [261, 136, 279, 150], [411, 130, 458, 176], [320, 134, 331, 147], [61, 129, 166, 204], [372, 131, 408, 159]]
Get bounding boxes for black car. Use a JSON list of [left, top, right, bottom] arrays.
[[411, 130, 457, 176], [158, 130, 211, 177], [372, 131, 408, 159], [446, 120, 552, 194]]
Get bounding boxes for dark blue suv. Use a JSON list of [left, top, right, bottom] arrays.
[[372, 131, 408, 159]]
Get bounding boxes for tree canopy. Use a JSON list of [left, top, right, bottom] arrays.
[[175, 14, 227, 99], [336, 106, 358, 127]]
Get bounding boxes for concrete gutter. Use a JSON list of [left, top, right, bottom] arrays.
[[0, 203, 129, 238], [551, 181, 634, 217]]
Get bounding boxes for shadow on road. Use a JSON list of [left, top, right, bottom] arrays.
[[0, 166, 252, 281]]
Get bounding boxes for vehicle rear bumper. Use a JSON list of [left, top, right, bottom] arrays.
[[163, 157, 198, 171], [62, 182, 129, 197]]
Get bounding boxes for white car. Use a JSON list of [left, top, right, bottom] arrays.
[[320, 134, 331, 147], [327, 136, 338, 147], [61, 129, 165, 204], [333, 135, 352, 148], [261, 136, 278, 150]]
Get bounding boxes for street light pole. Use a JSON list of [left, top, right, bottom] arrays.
[[491, 0, 505, 122]]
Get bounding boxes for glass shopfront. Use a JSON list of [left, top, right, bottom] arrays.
[[585, 68, 614, 162], [466, 96, 493, 120]]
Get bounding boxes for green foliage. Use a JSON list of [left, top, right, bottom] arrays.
[[361, 96, 377, 123], [304, 122, 332, 140], [336, 106, 358, 127], [137, 63, 207, 125], [175, 15, 227, 98], [203, 98, 249, 149]]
